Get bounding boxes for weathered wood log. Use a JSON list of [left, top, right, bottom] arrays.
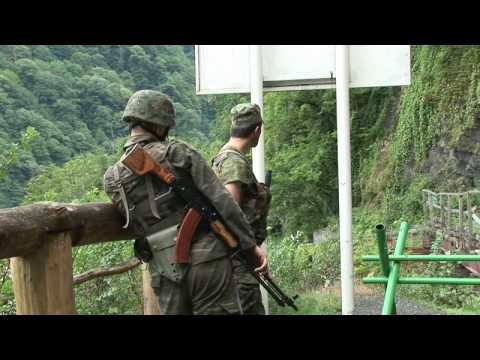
[[142, 264, 161, 315], [439, 194, 445, 228], [73, 257, 141, 285], [467, 192, 473, 247], [422, 191, 428, 228], [428, 192, 434, 229], [447, 194, 452, 232], [11, 232, 76, 315], [0, 202, 135, 259], [422, 189, 480, 196], [459, 195, 464, 248]]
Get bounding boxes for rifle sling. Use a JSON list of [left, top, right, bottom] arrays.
[[145, 173, 162, 220], [113, 164, 131, 229]]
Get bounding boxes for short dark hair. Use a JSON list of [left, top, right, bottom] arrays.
[[230, 122, 261, 138]]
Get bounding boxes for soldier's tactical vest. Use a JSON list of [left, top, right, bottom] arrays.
[[104, 140, 189, 283], [212, 149, 272, 245]]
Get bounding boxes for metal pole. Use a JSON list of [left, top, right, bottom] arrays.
[[375, 224, 396, 315], [249, 44, 269, 314], [335, 45, 354, 315], [382, 222, 409, 315], [375, 224, 390, 277], [363, 254, 480, 262], [459, 194, 464, 249], [364, 277, 480, 286]]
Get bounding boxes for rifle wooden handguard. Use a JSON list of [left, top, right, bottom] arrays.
[[176, 208, 203, 263]]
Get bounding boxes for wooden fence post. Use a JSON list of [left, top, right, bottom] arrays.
[[11, 232, 76, 315], [428, 192, 435, 229], [459, 194, 464, 249], [440, 194, 445, 228], [447, 194, 452, 233], [142, 264, 161, 315], [422, 190, 428, 226], [467, 192, 473, 249]]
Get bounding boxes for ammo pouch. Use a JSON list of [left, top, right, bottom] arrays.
[[134, 237, 153, 263], [146, 225, 189, 283]]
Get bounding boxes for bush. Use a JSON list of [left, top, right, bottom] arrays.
[[268, 229, 341, 293]]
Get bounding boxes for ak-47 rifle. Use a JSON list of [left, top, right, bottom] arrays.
[[122, 144, 298, 311]]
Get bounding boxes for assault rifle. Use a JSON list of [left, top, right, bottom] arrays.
[[122, 144, 298, 311]]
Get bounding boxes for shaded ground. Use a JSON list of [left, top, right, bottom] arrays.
[[351, 282, 446, 315], [353, 295, 446, 315], [271, 282, 449, 315]]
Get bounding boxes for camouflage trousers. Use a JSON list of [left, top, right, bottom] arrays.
[[151, 256, 243, 315], [231, 257, 265, 315]]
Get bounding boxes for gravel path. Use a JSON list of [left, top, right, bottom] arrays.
[[353, 295, 446, 315]]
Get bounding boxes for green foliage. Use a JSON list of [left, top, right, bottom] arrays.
[[268, 230, 341, 293], [267, 229, 341, 315], [270, 288, 341, 315], [367, 46, 480, 223], [399, 260, 480, 309], [23, 150, 116, 204], [73, 241, 142, 315], [394, 230, 480, 310], [0, 260, 14, 314], [0, 126, 38, 179], [351, 208, 389, 277], [0, 45, 215, 207]]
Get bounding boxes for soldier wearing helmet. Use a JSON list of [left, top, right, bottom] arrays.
[[104, 90, 267, 315], [212, 103, 271, 315]]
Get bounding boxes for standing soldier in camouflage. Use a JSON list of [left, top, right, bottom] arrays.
[[104, 91, 267, 315], [212, 103, 272, 315]]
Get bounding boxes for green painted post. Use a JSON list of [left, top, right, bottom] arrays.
[[376, 224, 390, 276], [362, 254, 480, 262], [382, 222, 409, 315], [375, 224, 396, 314], [363, 277, 480, 286]]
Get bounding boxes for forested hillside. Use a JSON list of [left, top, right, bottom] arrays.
[[0, 45, 212, 207]]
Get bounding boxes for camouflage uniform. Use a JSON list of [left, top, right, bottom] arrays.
[[104, 91, 257, 315], [212, 104, 271, 315]]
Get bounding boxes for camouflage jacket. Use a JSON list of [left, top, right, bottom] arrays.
[[212, 144, 271, 245], [104, 133, 257, 265]]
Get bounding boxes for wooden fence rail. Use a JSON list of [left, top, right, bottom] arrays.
[[0, 201, 159, 315], [422, 189, 480, 251]]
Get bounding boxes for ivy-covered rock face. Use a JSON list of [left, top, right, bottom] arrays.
[[357, 46, 480, 223], [426, 119, 480, 190]]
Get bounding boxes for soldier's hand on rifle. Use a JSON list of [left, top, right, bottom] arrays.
[[253, 245, 268, 275]]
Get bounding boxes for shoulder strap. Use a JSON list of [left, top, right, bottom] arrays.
[[145, 173, 162, 220], [213, 148, 242, 167], [213, 149, 254, 177], [113, 164, 131, 229]]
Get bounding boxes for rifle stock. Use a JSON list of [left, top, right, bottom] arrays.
[[123, 144, 176, 184]]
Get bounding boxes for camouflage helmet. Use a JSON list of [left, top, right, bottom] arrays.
[[122, 90, 176, 128], [230, 103, 262, 131]]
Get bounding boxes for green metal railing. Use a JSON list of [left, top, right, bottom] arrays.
[[362, 222, 480, 315]]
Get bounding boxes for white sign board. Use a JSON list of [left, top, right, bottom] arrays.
[[195, 45, 410, 94], [195, 45, 251, 94]]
